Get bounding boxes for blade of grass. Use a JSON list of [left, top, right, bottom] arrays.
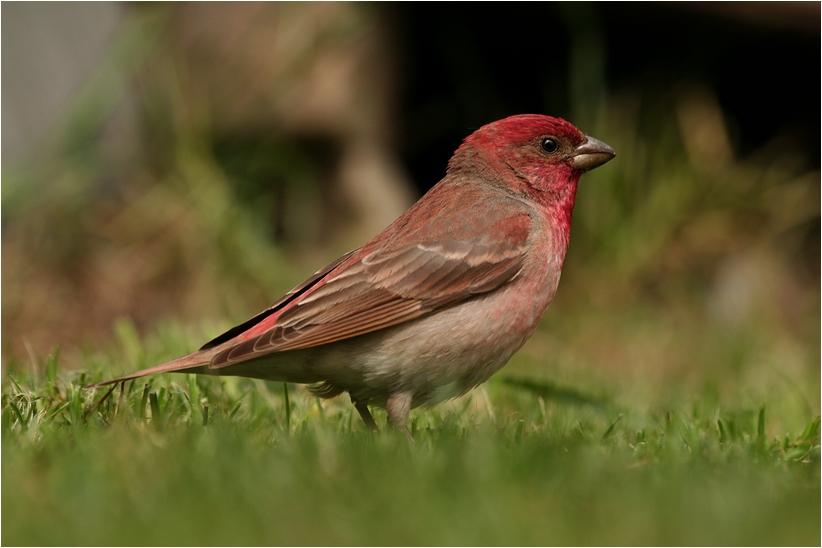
[[283, 382, 291, 431]]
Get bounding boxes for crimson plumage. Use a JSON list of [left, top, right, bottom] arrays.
[[87, 114, 615, 435]]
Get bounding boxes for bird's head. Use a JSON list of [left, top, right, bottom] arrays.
[[449, 114, 615, 213]]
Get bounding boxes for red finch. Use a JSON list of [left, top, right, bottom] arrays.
[[87, 114, 615, 436]]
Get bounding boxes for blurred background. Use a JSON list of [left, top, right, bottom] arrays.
[[2, 2, 819, 428]]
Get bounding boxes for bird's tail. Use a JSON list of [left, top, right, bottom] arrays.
[[84, 350, 213, 389]]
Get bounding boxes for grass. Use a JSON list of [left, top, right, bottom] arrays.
[[2, 334, 819, 546]]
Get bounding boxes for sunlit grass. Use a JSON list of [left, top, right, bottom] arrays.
[[2, 335, 819, 546]]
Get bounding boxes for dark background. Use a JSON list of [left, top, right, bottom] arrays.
[[396, 2, 819, 191]]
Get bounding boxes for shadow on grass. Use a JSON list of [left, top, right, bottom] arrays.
[[501, 375, 611, 412]]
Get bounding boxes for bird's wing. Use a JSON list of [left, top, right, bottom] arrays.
[[208, 211, 532, 368], [198, 250, 358, 351]]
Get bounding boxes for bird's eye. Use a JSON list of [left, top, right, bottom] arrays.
[[540, 137, 559, 154]]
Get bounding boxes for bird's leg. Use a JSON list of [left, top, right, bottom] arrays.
[[352, 397, 379, 431], [386, 391, 415, 444]]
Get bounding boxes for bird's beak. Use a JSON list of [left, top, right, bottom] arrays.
[[570, 136, 616, 171]]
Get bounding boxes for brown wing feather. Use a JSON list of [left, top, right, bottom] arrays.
[[210, 212, 531, 368], [199, 250, 357, 350]]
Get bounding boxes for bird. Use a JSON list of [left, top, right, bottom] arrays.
[[86, 114, 615, 437]]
